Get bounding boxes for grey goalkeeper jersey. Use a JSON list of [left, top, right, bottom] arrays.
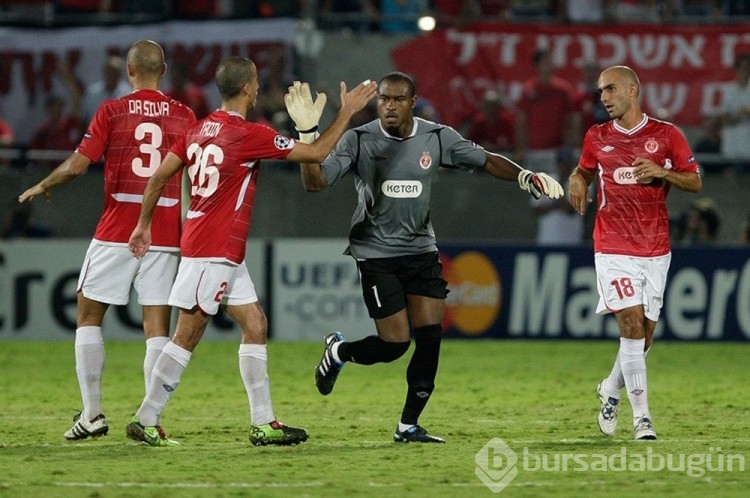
[[321, 117, 487, 259]]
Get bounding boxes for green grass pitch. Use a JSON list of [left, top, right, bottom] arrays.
[[0, 339, 748, 498]]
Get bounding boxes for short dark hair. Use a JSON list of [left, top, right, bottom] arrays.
[[215, 56, 256, 99], [378, 71, 416, 97]]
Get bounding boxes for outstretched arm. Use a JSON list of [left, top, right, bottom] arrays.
[[285, 80, 377, 192], [484, 151, 565, 200], [18, 152, 91, 203], [128, 152, 184, 258]]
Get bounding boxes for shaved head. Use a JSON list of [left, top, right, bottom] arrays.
[[601, 65, 640, 96], [126, 40, 165, 76]]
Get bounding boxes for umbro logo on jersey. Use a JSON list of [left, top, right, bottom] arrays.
[[601, 145, 615, 152]]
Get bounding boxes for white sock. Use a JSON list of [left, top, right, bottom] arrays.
[[239, 344, 274, 426], [398, 422, 415, 433], [143, 336, 170, 394], [137, 341, 191, 426], [604, 354, 624, 397], [619, 337, 651, 422], [75, 326, 105, 420]]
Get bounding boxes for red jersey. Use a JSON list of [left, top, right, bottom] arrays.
[[76, 89, 196, 250], [579, 115, 700, 257], [172, 110, 294, 264], [518, 76, 576, 149]]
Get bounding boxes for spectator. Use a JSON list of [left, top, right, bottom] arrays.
[[172, 0, 217, 18], [674, 198, 721, 244], [613, 0, 661, 23], [575, 60, 610, 131], [515, 48, 580, 175], [165, 61, 211, 119], [718, 0, 750, 17], [431, 0, 472, 26], [120, 0, 168, 14], [231, 0, 299, 18], [0, 116, 14, 146], [380, 0, 423, 32], [319, 0, 378, 32], [532, 149, 584, 245], [81, 56, 131, 125], [432, 0, 513, 27], [719, 53, 750, 173], [465, 89, 515, 153], [510, 0, 553, 19], [258, 47, 294, 127], [557, 0, 616, 23], [30, 62, 82, 162], [1, 200, 51, 239], [692, 115, 724, 173], [740, 209, 750, 243], [30, 94, 82, 153], [0, 114, 16, 169], [669, 0, 722, 21], [54, 0, 111, 15], [411, 76, 442, 122]]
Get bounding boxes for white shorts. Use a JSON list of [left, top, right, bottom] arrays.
[[168, 259, 258, 315], [77, 241, 179, 306], [594, 253, 671, 321]]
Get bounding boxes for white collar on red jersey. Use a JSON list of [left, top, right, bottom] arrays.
[[612, 113, 648, 135]]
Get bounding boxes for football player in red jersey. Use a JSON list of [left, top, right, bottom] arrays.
[[18, 40, 196, 442], [125, 56, 376, 446], [569, 65, 702, 440]]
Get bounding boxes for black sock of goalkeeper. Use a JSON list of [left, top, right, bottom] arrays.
[[400, 324, 442, 425], [337, 335, 410, 365]]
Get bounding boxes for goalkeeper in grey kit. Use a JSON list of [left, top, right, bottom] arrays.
[[285, 72, 564, 443]]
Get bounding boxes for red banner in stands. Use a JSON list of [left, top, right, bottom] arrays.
[[391, 23, 748, 128]]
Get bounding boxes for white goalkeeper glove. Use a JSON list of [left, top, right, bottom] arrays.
[[518, 169, 565, 200], [284, 81, 327, 143]]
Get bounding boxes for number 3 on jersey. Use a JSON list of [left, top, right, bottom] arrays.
[[132, 122, 163, 176], [187, 143, 222, 198]]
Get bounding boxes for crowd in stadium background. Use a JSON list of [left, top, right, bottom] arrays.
[[1, 0, 750, 244]]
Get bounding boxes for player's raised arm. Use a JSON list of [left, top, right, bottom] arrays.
[[128, 152, 184, 258], [284, 79, 377, 191]]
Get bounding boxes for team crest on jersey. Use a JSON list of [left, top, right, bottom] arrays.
[[274, 135, 293, 150], [419, 151, 432, 169], [644, 139, 659, 153]]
